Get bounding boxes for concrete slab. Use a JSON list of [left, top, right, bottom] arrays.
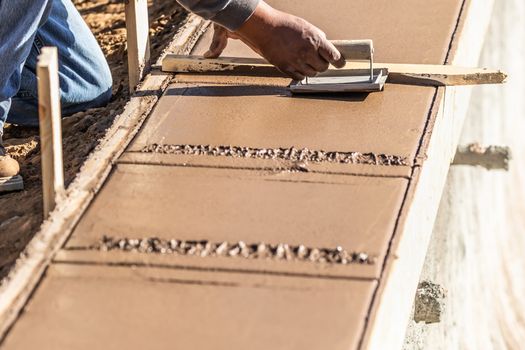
[[1, 264, 376, 350], [126, 83, 434, 164], [191, 0, 462, 64], [65, 163, 407, 279]]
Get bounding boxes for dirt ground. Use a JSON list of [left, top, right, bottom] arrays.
[[0, 0, 187, 277]]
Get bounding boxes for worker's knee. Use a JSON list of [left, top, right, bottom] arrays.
[[96, 63, 113, 103], [60, 52, 113, 114], [81, 59, 113, 107], [84, 45, 113, 100], [37, 0, 114, 112], [75, 82, 113, 112], [8, 61, 113, 127], [61, 72, 113, 117]]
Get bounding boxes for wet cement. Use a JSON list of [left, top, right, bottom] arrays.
[[1, 264, 376, 350], [1, 0, 466, 348], [66, 164, 406, 279], [192, 0, 462, 65], [126, 83, 435, 165]]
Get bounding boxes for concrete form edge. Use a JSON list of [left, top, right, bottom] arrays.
[[0, 14, 210, 340], [360, 0, 496, 349]]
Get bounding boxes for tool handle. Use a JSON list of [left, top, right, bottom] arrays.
[[331, 40, 374, 60]]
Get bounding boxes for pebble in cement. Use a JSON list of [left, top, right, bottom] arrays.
[[141, 144, 408, 166], [95, 236, 375, 265]]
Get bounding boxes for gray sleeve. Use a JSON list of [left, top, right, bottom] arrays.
[[176, 0, 261, 31]]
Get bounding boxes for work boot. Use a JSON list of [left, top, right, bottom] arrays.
[[0, 142, 19, 178], [0, 135, 23, 193]]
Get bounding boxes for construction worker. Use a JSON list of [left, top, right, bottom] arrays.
[[0, 0, 345, 189]]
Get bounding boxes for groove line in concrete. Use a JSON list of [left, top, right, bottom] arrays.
[[51, 259, 377, 282], [117, 159, 411, 179]]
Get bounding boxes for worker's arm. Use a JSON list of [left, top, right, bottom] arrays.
[[176, 0, 345, 80], [176, 0, 260, 32]]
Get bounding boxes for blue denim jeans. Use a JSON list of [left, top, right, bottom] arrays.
[[0, 0, 112, 133]]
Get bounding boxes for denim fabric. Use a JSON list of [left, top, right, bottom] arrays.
[[0, 0, 112, 132]]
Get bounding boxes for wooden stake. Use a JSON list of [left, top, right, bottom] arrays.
[[37, 47, 65, 219], [125, 0, 151, 93]]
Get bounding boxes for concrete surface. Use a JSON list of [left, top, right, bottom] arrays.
[[2, 264, 376, 350]]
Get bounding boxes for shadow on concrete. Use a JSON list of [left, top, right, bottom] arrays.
[[164, 85, 369, 102]]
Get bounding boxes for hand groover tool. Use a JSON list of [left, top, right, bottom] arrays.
[[289, 40, 388, 94]]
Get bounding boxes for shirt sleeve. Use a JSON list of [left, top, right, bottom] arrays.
[[176, 0, 261, 31]]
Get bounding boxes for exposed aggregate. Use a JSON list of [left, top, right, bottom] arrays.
[[95, 236, 375, 265], [141, 144, 408, 166]]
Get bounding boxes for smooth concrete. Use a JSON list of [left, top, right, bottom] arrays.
[[192, 0, 463, 64], [2, 264, 376, 350]]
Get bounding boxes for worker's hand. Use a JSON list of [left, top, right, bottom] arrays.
[[204, 2, 346, 80]]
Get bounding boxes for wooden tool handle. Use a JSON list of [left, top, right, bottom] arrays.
[[331, 40, 374, 60]]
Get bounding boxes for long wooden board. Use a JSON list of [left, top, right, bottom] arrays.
[[162, 54, 507, 86]]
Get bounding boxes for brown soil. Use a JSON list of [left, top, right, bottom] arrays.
[[0, 0, 187, 277]]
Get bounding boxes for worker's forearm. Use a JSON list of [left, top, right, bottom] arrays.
[[176, 0, 261, 31], [199, 1, 345, 80]]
